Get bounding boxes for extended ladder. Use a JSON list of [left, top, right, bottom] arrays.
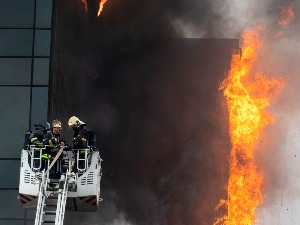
[[34, 172, 69, 225], [34, 147, 69, 225]]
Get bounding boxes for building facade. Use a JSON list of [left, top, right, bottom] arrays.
[[0, 0, 53, 224]]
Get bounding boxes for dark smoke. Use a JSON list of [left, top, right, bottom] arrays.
[[49, 0, 239, 224]]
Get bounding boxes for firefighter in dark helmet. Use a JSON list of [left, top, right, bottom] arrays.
[[28, 121, 51, 172], [29, 121, 51, 146]]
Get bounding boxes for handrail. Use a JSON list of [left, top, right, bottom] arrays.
[[28, 146, 95, 177], [29, 145, 60, 171], [34, 170, 47, 225], [30, 146, 44, 171], [76, 148, 90, 173], [55, 171, 69, 225]]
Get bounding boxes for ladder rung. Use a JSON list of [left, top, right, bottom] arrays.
[[44, 211, 56, 215], [46, 188, 59, 191], [47, 196, 58, 199], [43, 207, 56, 212], [49, 179, 60, 183]]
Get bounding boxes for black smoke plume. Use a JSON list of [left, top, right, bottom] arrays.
[[49, 0, 239, 224]]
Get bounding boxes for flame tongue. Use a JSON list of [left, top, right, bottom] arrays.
[[215, 27, 284, 225], [97, 0, 108, 16], [82, 0, 88, 11], [223, 28, 272, 146], [81, 0, 108, 17]]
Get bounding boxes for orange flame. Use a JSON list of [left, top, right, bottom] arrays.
[[214, 27, 284, 225], [278, 3, 295, 25], [82, 0, 88, 11], [97, 0, 108, 16], [81, 0, 108, 17]]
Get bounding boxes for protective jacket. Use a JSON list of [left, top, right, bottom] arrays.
[[29, 121, 51, 147], [72, 125, 89, 149], [29, 130, 45, 146], [29, 130, 51, 160], [43, 131, 65, 146]]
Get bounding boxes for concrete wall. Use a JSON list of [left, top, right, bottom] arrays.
[[0, 0, 53, 224]]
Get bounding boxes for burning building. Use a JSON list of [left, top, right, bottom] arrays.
[[50, 1, 238, 224], [1, 0, 299, 224]]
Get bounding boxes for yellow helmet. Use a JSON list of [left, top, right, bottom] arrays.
[[52, 119, 62, 128], [68, 116, 85, 127]]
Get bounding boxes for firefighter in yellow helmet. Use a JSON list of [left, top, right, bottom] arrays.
[[68, 116, 89, 149]]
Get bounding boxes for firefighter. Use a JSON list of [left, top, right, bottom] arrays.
[[43, 119, 65, 147], [68, 116, 93, 173], [68, 116, 89, 149], [43, 119, 66, 180], [29, 121, 51, 172], [29, 121, 51, 146]]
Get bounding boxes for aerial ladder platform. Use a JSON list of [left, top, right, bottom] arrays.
[[18, 145, 102, 225]]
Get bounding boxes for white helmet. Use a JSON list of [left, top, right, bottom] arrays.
[[52, 119, 62, 128], [68, 116, 85, 127]]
